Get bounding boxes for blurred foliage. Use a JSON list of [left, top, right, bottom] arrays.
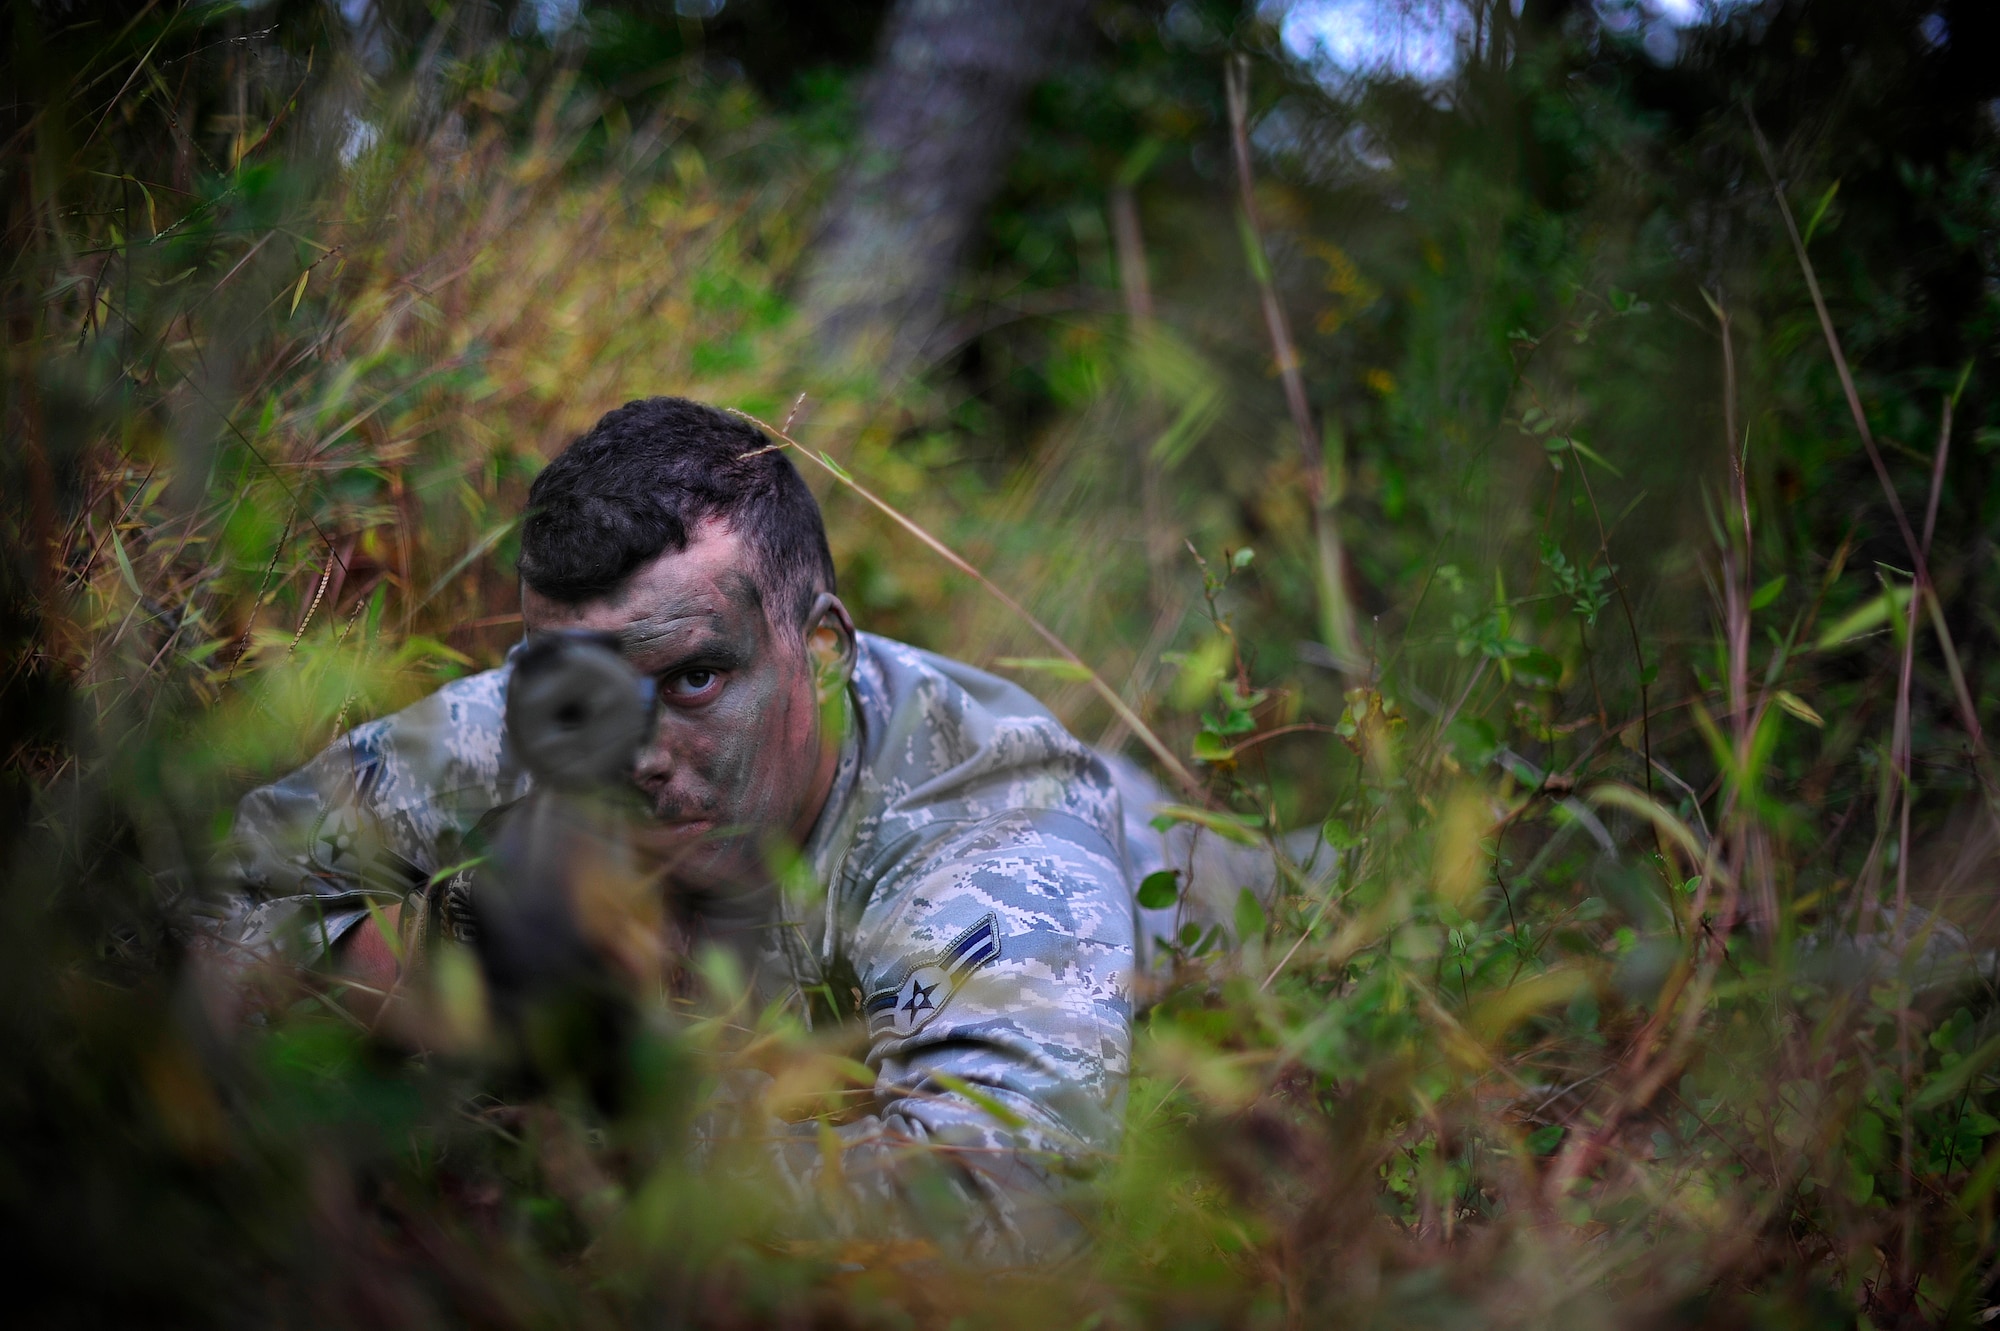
[[8, 0, 2000, 1325]]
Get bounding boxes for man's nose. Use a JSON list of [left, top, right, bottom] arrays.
[[632, 729, 676, 786]]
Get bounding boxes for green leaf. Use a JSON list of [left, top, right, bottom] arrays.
[[288, 267, 310, 317], [1562, 435, 1625, 478], [1191, 730, 1236, 763], [1137, 332, 1227, 468], [1149, 803, 1263, 846], [1526, 1124, 1563, 1156], [1321, 818, 1363, 851], [1802, 178, 1840, 245], [1235, 211, 1272, 286], [1851, 1110, 1887, 1165], [1446, 717, 1499, 769], [389, 635, 475, 668], [1746, 702, 1784, 784], [1231, 546, 1256, 570], [418, 518, 520, 609], [361, 895, 405, 965], [1815, 584, 1913, 650], [1775, 690, 1824, 728], [993, 656, 1094, 682], [1136, 870, 1181, 910], [1233, 887, 1267, 941], [1750, 575, 1786, 610], [825, 1056, 876, 1087], [929, 1072, 1028, 1129], [109, 527, 144, 600], [1149, 386, 1226, 468], [1514, 648, 1564, 689], [1166, 635, 1232, 710], [816, 450, 852, 482], [1204, 707, 1256, 737], [1608, 285, 1650, 315], [1914, 1029, 2000, 1111], [1115, 136, 1164, 188]]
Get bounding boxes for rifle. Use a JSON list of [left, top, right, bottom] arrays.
[[441, 632, 666, 1104]]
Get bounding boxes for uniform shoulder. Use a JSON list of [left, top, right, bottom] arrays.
[[299, 664, 514, 813], [851, 633, 1118, 838], [854, 633, 1080, 761], [855, 633, 1066, 725]]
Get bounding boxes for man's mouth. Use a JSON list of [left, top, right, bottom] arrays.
[[632, 817, 720, 875]]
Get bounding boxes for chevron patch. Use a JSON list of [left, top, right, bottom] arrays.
[[864, 913, 1003, 1039]]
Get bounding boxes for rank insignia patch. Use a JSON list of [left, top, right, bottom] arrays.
[[864, 914, 1003, 1039]]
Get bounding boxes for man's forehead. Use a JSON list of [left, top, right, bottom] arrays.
[[523, 523, 768, 644]]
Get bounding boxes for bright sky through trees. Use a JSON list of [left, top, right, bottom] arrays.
[[1267, 0, 1759, 87]]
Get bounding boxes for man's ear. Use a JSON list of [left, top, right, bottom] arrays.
[[803, 593, 857, 697]]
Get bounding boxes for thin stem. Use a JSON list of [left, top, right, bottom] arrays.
[[1751, 119, 1924, 586], [1752, 114, 1988, 764], [1224, 56, 1361, 673]]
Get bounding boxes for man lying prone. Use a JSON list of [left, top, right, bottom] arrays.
[[213, 396, 1137, 1261]]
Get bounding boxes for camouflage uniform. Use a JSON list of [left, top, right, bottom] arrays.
[[222, 633, 1136, 1259]]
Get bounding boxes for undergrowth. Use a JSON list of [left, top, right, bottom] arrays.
[[6, 2, 2000, 1327]]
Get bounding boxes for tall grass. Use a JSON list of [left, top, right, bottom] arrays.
[[7, 3, 2000, 1326]]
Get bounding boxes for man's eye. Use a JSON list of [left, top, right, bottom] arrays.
[[664, 669, 719, 699]]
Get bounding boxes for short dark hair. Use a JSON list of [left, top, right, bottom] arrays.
[[517, 397, 835, 629]]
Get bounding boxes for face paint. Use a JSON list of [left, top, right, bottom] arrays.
[[520, 520, 848, 891]]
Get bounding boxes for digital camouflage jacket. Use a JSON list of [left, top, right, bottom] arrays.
[[221, 632, 1138, 1259]]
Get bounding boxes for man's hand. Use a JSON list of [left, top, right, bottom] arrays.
[[337, 903, 403, 1022], [187, 902, 408, 1034]]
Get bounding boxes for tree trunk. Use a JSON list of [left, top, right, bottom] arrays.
[[798, 0, 1092, 375]]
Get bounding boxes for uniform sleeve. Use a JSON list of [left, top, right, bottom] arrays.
[[206, 669, 516, 965], [746, 808, 1135, 1261], [210, 720, 429, 964]]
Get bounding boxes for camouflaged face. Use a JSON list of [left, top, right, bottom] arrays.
[[219, 633, 1137, 1261]]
